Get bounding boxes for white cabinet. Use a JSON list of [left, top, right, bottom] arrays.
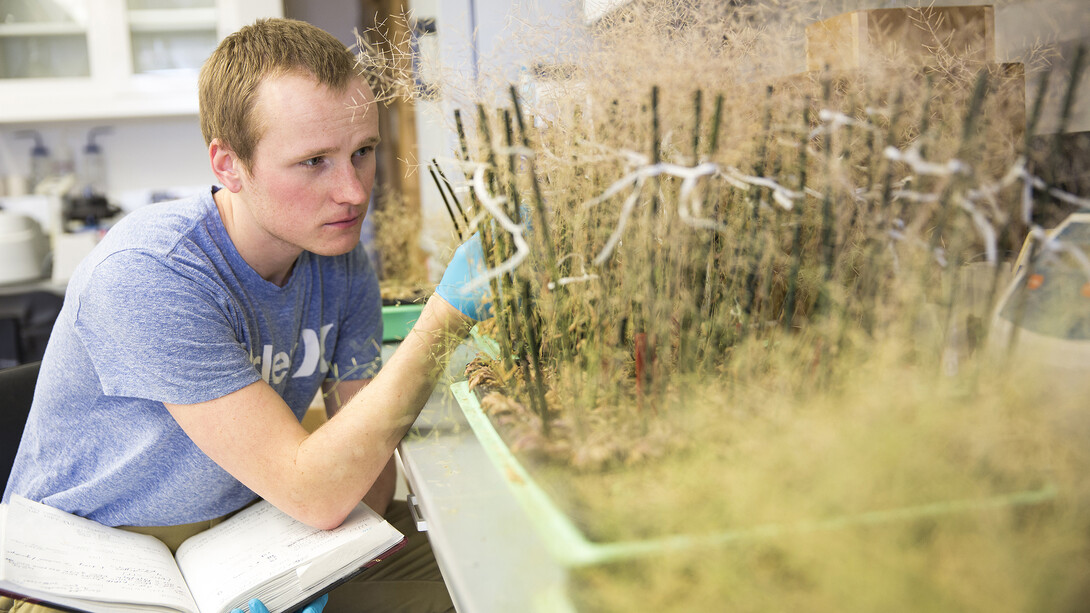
[[0, 0, 282, 123]]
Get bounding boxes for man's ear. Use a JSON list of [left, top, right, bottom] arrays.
[[209, 138, 245, 193]]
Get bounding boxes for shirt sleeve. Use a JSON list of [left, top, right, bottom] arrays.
[[74, 249, 261, 404], [326, 245, 383, 382]]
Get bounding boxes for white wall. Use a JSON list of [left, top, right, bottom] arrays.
[[0, 115, 211, 208], [408, 0, 585, 273]]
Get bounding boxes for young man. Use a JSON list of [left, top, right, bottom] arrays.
[[3, 18, 487, 613]]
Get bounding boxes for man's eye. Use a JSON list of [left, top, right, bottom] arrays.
[[301, 156, 324, 167], [354, 146, 373, 158]]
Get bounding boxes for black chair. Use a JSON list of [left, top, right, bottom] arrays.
[[0, 291, 63, 369], [0, 361, 39, 487]]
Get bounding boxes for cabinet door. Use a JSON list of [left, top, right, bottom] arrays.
[[0, 0, 282, 122], [126, 0, 218, 75], [0, 0, 92, 79]]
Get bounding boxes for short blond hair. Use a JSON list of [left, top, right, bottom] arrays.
[[199, 18, 358, 168]]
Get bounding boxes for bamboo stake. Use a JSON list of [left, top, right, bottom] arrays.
[[427, 161, 466, 240]]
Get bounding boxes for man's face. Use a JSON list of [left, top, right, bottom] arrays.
[[237, 71, 380, 258]]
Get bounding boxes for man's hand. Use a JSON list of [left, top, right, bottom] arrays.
[[232, 594, 328, 613], [435, 232, 492, 320]]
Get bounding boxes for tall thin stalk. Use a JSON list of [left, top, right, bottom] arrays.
[[427, 162, 466, 240], [783, 103, 811, 329]]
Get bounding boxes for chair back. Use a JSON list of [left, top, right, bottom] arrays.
[[0, 361, 40, 487]]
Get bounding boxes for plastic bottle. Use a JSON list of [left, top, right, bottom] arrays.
[[78, 126, 112, 198], [15, 130, 51, 194]]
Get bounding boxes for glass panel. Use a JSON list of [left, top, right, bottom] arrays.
[[127, 0, 214, 9], [0, 0, 89, 24], [130, 29, 217, 74], [0, 35, 88, 78], [0, 0, 90, 78], [998, 219, 1090, 341]]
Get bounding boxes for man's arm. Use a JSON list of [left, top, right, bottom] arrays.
[[164, 294, 472, 529], [320, 377, 397, 516]]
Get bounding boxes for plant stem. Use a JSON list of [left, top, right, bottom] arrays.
[[783, 103, 811, 329], [427, 161, 465, 240], [432, 159, 471, 231], [508, 84, 559, 278]]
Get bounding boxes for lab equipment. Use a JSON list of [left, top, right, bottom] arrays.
[[14, 131, 51, 194]]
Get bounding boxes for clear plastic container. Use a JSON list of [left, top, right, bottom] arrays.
[[15, 130, 51, 194], [78, 127, 112, 198]]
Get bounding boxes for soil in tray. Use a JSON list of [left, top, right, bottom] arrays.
[[465, 338, 1085, 547], [467, 345, 1090, 609], [567, 502, 1088, 612], [379, 280, 430, 307]]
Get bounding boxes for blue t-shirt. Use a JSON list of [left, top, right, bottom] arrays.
[[3, 188, 383, 527]]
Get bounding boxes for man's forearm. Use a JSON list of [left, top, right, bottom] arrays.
[[294, 294, 473, 528]]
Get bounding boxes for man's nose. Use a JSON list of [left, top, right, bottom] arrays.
[[332, 163, 368, 204]]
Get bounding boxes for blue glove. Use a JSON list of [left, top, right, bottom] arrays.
[[231, 594, 328, 613], [435, 232, 493, 320]]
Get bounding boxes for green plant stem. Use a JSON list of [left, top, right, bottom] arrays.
[[427, 162, 465, 240], [432, 159, 471, 231], [473, 105, 521, 372], [508, 84, 559, 279], [691, 89, 703, 161], [517, 280, 550, 432], [453, 108, 471, 163], [783, 104, 811, 329], [860, 89, 905, 335], [819, 77, 837, 292], [502, 109, 521, 223], [734, 86, 775, 331], [700, 93, 727, 325]]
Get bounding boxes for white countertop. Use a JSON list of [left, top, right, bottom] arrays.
[[397, 343, 574, 613]]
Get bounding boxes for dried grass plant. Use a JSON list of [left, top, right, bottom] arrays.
[[368, 189, 430, 303], [363, 1, 1090, 609]]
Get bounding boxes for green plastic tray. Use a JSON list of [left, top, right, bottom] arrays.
[[382, 304, 424, 342], [450, 380, 1057, 569]]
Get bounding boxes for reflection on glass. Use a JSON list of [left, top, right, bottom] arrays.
[[999, 219, 1090, 341], [0, 0, 89, 24], [1, 35, 89, 78], [0, 0, 89, 78], [131, 30, 216, 74], [126, 0, 214, 9]]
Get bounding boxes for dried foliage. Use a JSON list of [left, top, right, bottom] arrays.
[[367, 0, 1090, 609], [352, 13, 417, 105], [368, 189, 430, 303]]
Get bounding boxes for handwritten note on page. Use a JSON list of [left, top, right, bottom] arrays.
[[175, 501, 392, 613], [0, 495, 197, 613]]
